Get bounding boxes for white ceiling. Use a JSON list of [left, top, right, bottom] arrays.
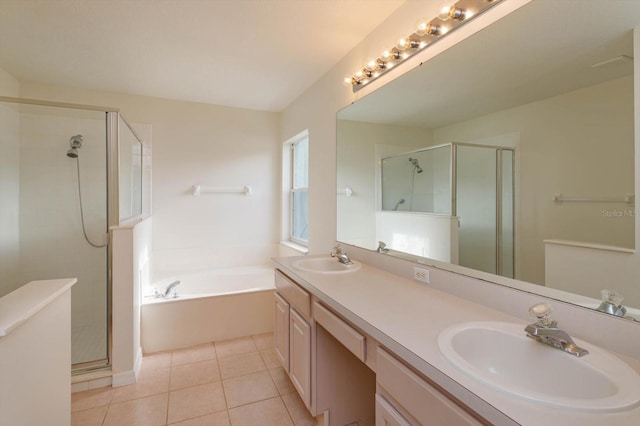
[[0, 0, 405, 111]]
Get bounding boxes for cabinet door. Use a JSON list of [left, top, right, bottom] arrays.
[[289, 308, 311, 408], [375, 394, 411, 426], [274, 293, 290, 371]]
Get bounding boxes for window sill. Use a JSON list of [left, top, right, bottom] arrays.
[[280, 240, 309, 255]]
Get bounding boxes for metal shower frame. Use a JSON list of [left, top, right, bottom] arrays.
[[0, 95, 146, 374]]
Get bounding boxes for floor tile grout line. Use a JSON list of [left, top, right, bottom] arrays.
[[264, 363, 298, 425], [280, 394, 299, 426], [213, 340, 232, 423], [166, 407, 228, 426], [225, 391, 284, 411], [159, 392, 169, 426], [166, 354, 174, 426]]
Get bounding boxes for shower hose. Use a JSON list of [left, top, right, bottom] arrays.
[[74, 157, 107, 248]]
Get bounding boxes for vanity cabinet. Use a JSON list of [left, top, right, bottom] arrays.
[[274, 266, 487, 426], [274, 270, 312, 409], [376, 348, 483, 426]]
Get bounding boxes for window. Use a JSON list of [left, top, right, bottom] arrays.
[[283, 132, 309, 248]]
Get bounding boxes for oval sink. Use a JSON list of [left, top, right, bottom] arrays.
[[437, 321, 640, 413], [291, 257, 361, 274]]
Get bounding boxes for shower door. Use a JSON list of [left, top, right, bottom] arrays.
[[455, 144, 514, 278], [0, 100, 110, 369]]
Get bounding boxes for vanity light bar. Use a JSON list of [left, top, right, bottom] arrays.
[[344, 0, 503, 91]]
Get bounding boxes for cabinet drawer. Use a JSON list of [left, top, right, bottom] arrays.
[[375, 394, 411, 426], [275, 270, 311, 319], [313, 301, 366, 362], [377, 348, 481, 426]]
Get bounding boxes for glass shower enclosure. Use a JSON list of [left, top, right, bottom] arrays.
[[381, 142, 515, 278], [0, 97, 149, 372]]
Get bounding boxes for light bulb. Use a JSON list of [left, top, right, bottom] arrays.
[[343, 75, 353, 87], [439, 4, 467, 21], [438, 5, 453, 20], [424, 23, 442, 36], [415, 18, 429, 35], [364, 57, 377, 72], [382, 48, 401, 61], [396, 35, 410, 51]]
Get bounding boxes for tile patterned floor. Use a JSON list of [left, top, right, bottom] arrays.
[[71, 333, 318, 426]]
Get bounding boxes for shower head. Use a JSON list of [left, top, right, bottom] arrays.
[[408, 157, 423, 173], [66, 135, 84, 158]]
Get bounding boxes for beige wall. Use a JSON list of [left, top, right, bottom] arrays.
[[0, 67, 20, 296], [336, 120, 432, 248]]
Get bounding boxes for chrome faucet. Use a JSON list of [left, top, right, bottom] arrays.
[[377, 241, 390, 254], [149, 280, 181, 299], [524, 303, 589, 357], [163, 280, 181, 298], [331, 245, 353, 265], [596, 289, 627, 317]]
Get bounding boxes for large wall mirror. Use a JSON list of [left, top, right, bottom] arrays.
[[337, 0, 640, 320]]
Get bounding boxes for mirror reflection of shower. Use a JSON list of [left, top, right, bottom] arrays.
[[407, 157, 422, 210], [380, 142, 515, 278], [408, 157, 423, 173], [393, 198, 405, 211], [66, 134, 107, 248]]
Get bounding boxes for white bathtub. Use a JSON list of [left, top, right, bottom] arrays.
[[141, 266, 275, 353]]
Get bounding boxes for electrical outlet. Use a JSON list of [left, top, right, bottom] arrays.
[[413, 267, 430, 284]]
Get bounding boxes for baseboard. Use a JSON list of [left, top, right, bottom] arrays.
[[134, 347, 143, 380], [111, 347, 143, 387]]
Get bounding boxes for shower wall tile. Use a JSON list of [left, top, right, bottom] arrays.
[[152, 243, 279, 282]]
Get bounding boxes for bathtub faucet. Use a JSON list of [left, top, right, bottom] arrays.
[[163, 280, 181, 298]]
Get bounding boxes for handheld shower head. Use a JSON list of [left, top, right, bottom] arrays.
[[66, 135, 84, 158], [393, 198, 406, 211]]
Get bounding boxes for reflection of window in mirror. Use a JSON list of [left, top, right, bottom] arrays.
[[282, 131, 309, 249]]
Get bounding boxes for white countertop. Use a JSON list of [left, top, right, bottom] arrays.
[[0, 279, 77, 337], [272, 255, 640, 426]]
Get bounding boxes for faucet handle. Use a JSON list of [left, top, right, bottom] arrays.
[[601, 289, 624, 306], [598, 289, 627, 317], [331, 245, 343, 256], [529, 303, 555, 327]]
